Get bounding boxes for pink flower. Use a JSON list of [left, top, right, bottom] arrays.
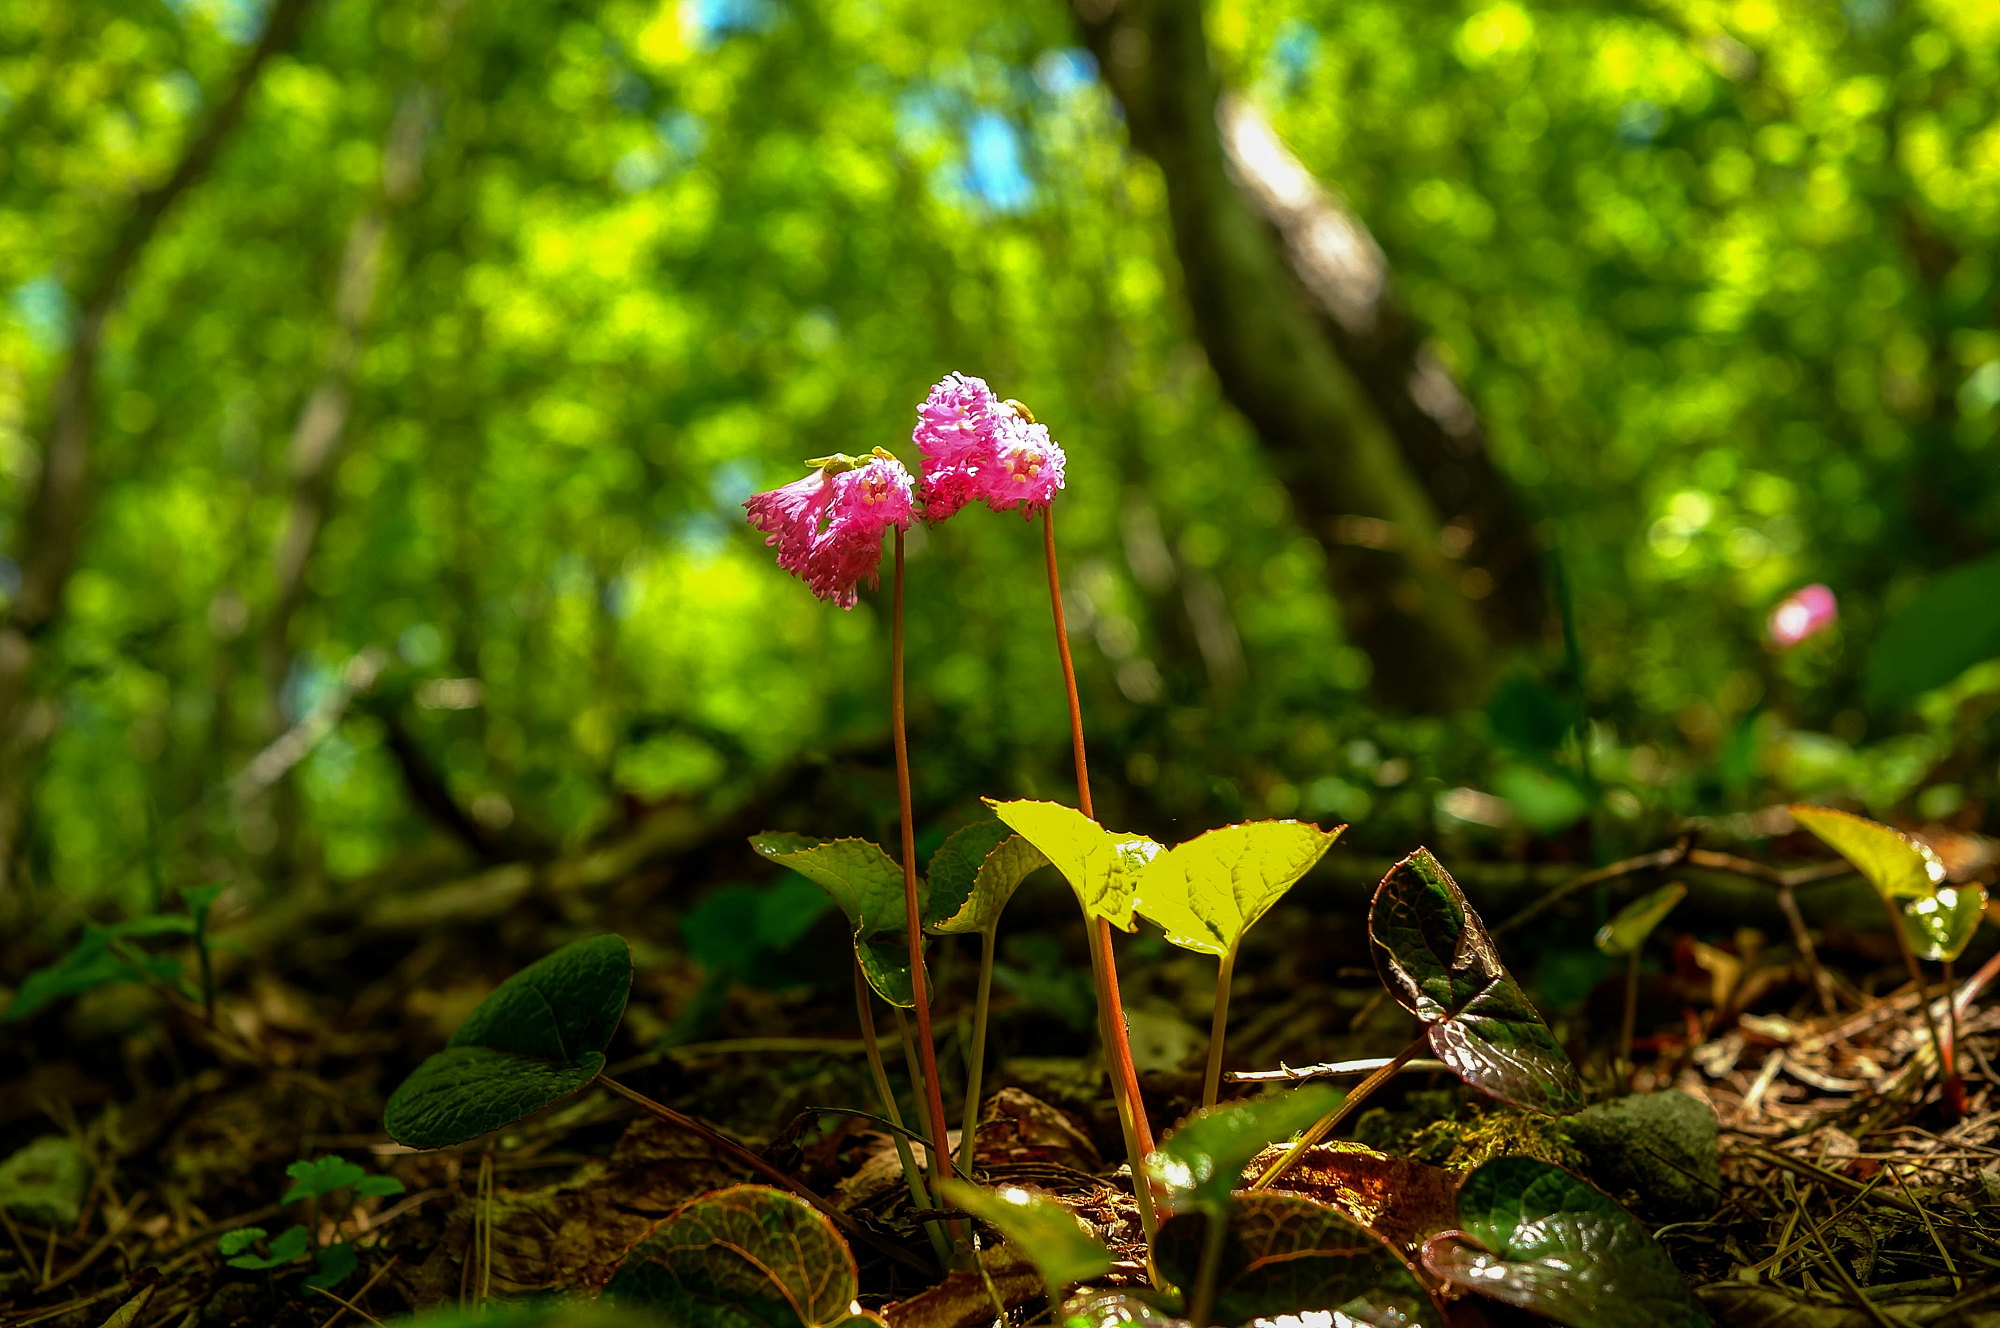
[[911, 372, 1066, 520], [981, 414, 1066, 515], [1768, 583, 1837, 649], [744, 451, 915, 609]]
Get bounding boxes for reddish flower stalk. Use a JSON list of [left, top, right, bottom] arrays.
[[891, 529, 958, 1206], [1043, 506, 1159, 1238]]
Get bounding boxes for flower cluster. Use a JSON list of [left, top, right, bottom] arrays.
[[741, 373, 1065, 608], [743, 450, 915, 609], [911, 373, 1065, 521], [1768, 583, 1837, 649]]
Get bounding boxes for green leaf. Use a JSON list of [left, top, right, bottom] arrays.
[[1864, 552, 2000, 705], [752, 833, 924, 1006], [985, 799, 1160, 930], [305, 1241, 359, 1290], [608, 1184, 873, 1328], [1594, 882, 1687, 958], [181, 883, 227, 928], [1145, 1086, 1340, 1218], [217, 1228, 266, 1259], [1152, 1193, 1441, 1328], [937, 1180, 1112, 1292], [926, 820, 1049, 935], [354, 1175, 406, 1199], [1424, 1157, 1711, 1328], [283, 1156, 368, 1203], [0, 1135, 90, 1226], [0, 927, 183, 1024], [1369, 849, 1582, 1115], [384, 935, 632, 1149], [1791, 806, 1985, 961], [226, 1223, 310, 1270], [1134, 821, 1342, 957]]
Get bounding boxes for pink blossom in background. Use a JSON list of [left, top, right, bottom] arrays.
[[1768, 583, 1837, 648], [743, 451, 915, 609], [911, 372, 1066, 520]]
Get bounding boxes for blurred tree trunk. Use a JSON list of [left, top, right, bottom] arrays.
[[1070, 0, 1549, 710], [0, 0, 319, 901]]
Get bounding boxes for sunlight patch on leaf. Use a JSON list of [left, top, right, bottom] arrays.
[[1135, 820, 1342, 957], [984, 799, 1159, 930]]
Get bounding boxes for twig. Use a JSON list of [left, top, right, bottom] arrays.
[[1226, 1055, 1447, 1084], [1888, 1164, 1961, 1292], [315, 1254, 396, 1328]]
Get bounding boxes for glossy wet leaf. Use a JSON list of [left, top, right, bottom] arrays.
[[1370, 850, 1582, 1115], [937, 1180, 1112, 1292], [985, 799, 1161, 930], [608, 1185, 880, 1328], [753, 833, 925, 1005], [926, 820, 1049, 935], [1153, 1193, 1441, 1328], [1790, 806, 1984, 961], [384, 935, 631, 1149], [1423, 1157, 1711, 1328], [1134, 821, 1343, 957], [1594, 883, 1687, 958], [1146, 1085, 1340, 1217]]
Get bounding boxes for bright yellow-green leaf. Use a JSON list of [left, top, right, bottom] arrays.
[[1789, 806, 1943, 900], [1790, 806, 1984, 961], [1593, 882, 1686, 957], [984, 800, 1160, 931], [1135, 821, 1343, 957], [937, 1180, 1111, 1292]]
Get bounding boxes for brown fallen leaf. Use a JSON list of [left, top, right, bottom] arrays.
[[1246, 1141, 1459, 1260]]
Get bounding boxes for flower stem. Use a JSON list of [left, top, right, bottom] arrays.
[[891, 529, 959, 1191], [957, 928, 997, 1181], [1202, 948, 1237, 1109], [1249, 1036, 1426, 1191], [857, 962, 952, 1267], [1880, 893, 1958, 1115], [1044, 506, 1158, 1238]]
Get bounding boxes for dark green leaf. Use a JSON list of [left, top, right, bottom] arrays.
[[1145, 1086, 1340, 1217], [1369, 850, 1582, 1114], [751, 833, 923, 1006], [1423, 1157, 1711, 1328], [927, 820, 1048, 936], [608, 1185, 872, 1328], [1865, 552, 2000, 705], [1153, 1193, 1440, 1328], [226, 1224, 310, 1270], [937, 1180, 1111, 1291], [305, 1241, 359, 1290], [216, 1228, 266, 1258], [1594, 883, 1687, 958], [1, 927, 183, 1024], [384, 935, 631, 1149], [181, 883, 227, 928], [283, 1156, 368, 1202], [354, 1175, 406, 1199]]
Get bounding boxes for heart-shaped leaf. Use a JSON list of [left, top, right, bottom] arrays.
[[1370, 850, 1582, 1115], [385, 934, 631, 1149], [1423, 1157, 1710, 1328], [1790, 806, 1984, 961], [926, 820, 1049, 935], [1135, 821, 1343, 958], [1153, 1192, 1441, 1328], [1146, 1086, 1341, 1218], [1250, 1141, 1460, 1260], [608, 1185, 882, 1328], [1594, 882, 1687, 958], [937, 1180, 1112, 1293], [752, 833, 924, 1006], [985, 799, 1160, 930], [282, 1156, 367, 1203]]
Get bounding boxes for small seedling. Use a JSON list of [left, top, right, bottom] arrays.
[[217, 1155, 404, 1291]]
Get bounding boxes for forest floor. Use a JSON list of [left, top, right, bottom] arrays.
[[4, 824, 2000, 1328]]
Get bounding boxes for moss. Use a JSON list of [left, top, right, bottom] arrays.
[[1354, 1090, 1587, 1174]]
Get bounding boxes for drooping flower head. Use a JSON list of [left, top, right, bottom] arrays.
[[744, 449, 915, 609], [1768, 583, 1837, 649], [911, 372, 1066, 521]]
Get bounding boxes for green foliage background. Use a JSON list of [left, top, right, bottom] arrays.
[[2, 0, 1995, 912]]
